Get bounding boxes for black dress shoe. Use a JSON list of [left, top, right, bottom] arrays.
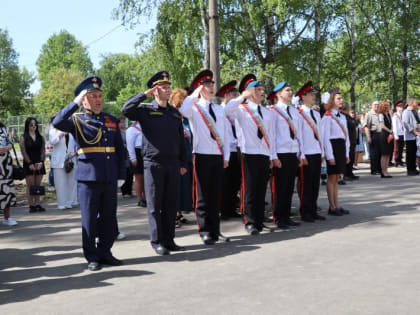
[[313, 214, 326, 221], [276, 222, 290, 229], [36, 205, 46, 212], [328, 208, 343, 216], [202, 235, 216, 245], [88, 262, 101, 271], [100, 256, 123, 266], [29, 205, 37, 213], [217, 234, 231, 242], [381, 174, 392, 178], [245, 224, 259, 235], [302, 215, 315, 223], [166, 243, 186, 251], [137, 200, 147, 207], [339, 207, 350, 215], [371, 171, 380, 175], [286, 219, 301, 226], [260, 224, 274, 233], [350, 175, 360, 180], [154, 245, 170, 255], [407, 171, 419, 176]]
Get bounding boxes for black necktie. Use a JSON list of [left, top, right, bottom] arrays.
[[310, 109, 319, 140], [209, 103, 216, 140], [286, 106, 295, 140], [336, 112, 340, 118], [65, 134, 69, 149], [257, 105, 263, 139], [232, 125, 237, 139]]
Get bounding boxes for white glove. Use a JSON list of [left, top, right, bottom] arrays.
[[74, 90, 87, 105]]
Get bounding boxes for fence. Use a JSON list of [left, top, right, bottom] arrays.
[[7, 114, 52, 142]]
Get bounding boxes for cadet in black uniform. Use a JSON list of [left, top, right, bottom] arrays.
[[53, 76, 126, 271], [121, 71, 187, 256]]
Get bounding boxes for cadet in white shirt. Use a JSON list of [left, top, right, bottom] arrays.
[[270, 81, 304, 229], [218, 81, 242, 220], [225, 73, 275, 235], [180, 69, 231, 245], [295, 81, 326, 222], [392, 101, 405, 166], [320, 92, 350, 216]]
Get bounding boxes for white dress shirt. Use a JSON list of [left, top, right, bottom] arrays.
[[180, 95, 230, 161], [225, 96, 275, 159], [299, 105, 324, 157], [271, 102, 305, 159], [126, 123, 143, 162], [392, 112, 404, 137], [221, 102, 238, 153], [320, 108, 350, 160]]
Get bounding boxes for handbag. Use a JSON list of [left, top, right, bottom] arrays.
[[9, 140, 25, 180], [29, 171, 45, 196], [63, 134, 74, 173]]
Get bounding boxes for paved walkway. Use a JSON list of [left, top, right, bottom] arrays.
[[1, 164, 420, 314]]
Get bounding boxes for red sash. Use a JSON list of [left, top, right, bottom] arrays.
[[243, 105, 270, 149], [131, 122, 142, 133], [325, 110, 347, 140], [298, 108, 322, 151], [194, 104, 224, 158]]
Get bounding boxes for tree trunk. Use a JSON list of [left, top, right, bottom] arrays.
[[200, 0, 210, 69], [314, 0, 322, 106], [209, 0, 220, 90], [264, 11, 275, 93], [350, 0, 357, 111], [401, 0, 408, 103]]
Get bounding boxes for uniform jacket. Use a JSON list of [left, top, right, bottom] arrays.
[[52, 102, 126, 182], [121, 93, 187, 168]]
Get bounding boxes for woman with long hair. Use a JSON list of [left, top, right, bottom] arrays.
[[19, 117, 46, 212], [0, 120, 18, 226], [170, 88, 192, 227], [320, 92, 350, 216], [378, 100, 394, 178]]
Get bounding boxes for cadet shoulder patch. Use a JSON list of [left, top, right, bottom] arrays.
[[173, 113, 182, 119], [150, 112, 163, 116]]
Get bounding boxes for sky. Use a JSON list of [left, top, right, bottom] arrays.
[[0, 0, 156, 93]]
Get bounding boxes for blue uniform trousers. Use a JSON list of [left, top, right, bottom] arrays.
[[78, 181, 117, 262], [144, 160, 180, 248]]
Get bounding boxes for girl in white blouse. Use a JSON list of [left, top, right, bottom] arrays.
[[320, 92, 350, 216]]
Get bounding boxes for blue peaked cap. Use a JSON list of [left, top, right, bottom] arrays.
[[246, 80, 263, 90], [273, 81, 289, 93]]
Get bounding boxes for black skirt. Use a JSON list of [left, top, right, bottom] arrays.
[[379, 131, 394, 156], [327, 139, 346, 175], [23, 161, 46, 176]]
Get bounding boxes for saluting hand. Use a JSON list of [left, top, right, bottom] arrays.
[[145, 85, 159, 98], [241, 88, 254, 100], [74, 90, 87, 105], [191, 85, 203, 99]]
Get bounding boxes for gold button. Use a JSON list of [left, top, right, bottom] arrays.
[[107, 156, 110, 160], [104, 138, 108, 142]]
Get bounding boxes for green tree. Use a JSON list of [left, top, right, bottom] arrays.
[[20, 67, 36, 114], [36, 30, 93, 86], [35, 68, 84, 114], [0, 29, 24, 118]]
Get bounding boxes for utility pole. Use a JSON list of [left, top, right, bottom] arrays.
[[209, 0, 220, 90]]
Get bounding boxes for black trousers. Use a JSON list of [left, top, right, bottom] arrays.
[[241, 154, 270, 228], [345, 144, 356, 177], [194, 154, 224, 238], [394, 137, 405, 164], [144, 160, 179, 248], [78, 181, 117, 262], [405, 140, 418, 173], [298, 154, 321, 218], [221, 151, 241, 216], [273, 153, 298, 224], [369, 132, 381, 174], [120, 166, 133, 195]]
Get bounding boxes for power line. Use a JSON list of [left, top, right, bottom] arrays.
[[86, 24, 123, 47]]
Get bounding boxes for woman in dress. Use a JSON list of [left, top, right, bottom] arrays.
[[353, 112, 364, 170], [0, 121, 17, 226], [49, 125, 78, 209], [320, 92, 350, 216], [378, 100, 394, 178], [19, 117, 46, 212], [170, 88, 192, 227]]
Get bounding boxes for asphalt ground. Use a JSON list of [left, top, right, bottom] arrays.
[[1, 164, 419, 315]]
